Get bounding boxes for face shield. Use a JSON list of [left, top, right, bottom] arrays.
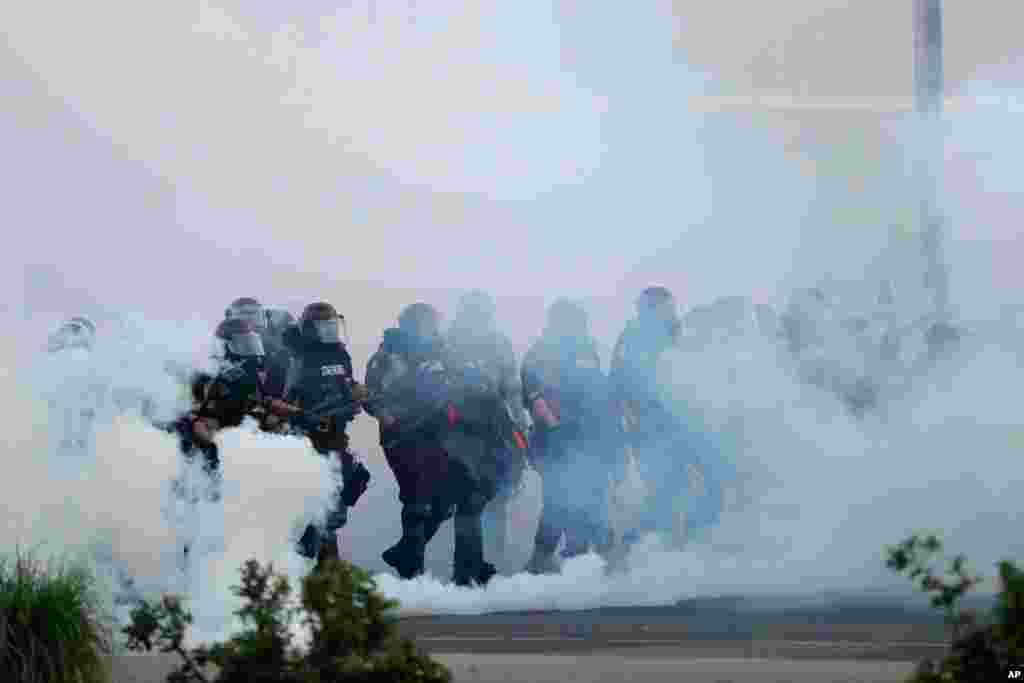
[[305, 316, 349, 346], [47, 320, 95, 352], [229, 303, 267, 331], [226, 330, 266, 358]]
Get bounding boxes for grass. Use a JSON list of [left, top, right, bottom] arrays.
[[125, 558, 452, 682], [0, 546, 113, 683]]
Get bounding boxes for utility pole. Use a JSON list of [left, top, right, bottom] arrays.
[[912, 0, 949, 319]]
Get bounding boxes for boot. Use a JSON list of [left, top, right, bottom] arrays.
[[452, 512, 494, 587], [382, 503, 431, 579], [524, 510, 562, 574], [561, 531, 590, 560], [297, 524, 322, 560], [523, 544, 560, 575]]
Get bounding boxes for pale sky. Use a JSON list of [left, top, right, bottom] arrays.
[[3, 0, 1021, 338]]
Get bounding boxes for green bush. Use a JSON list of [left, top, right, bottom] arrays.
[[886, 534, 1024, 681], [0, 547, 113, 683], [124, 558, 452, 683]]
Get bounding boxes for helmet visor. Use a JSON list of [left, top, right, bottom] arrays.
[[48, 322, 94, 351], [230, 304, 266, 331], [226, 331, 265, 357], [309, 318, 345, 345]]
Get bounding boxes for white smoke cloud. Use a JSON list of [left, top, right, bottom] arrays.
[[3, 0, 1023, 639], [1, 313, 343, 642]]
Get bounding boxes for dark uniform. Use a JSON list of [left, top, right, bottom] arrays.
[[521, 299, 620, 574], [445, 290, 530, 571], [185, 318, 294, 503], [224, 298, 295, 397], [610, 287, 725, 550], [365, 303, 457, 581], [281, 302, 371, 568]]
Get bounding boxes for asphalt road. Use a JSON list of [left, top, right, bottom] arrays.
[[396, 597, 955, 661], [112, 652, 922, 683], [111, 598, 959, 681]]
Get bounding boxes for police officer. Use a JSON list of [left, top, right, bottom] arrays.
[[45, 315, 100, 450], [365, 303, 457, 581], [281, 302, 371, 568], [187, 317, 297, 502], [521, 299, 619, 574], [610, 287, 725, 556], [445, 290, 531, 572], [224, 297, 295, 396]]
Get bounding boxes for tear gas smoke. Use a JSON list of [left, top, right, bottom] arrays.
[[2, 0, 1022, 638]]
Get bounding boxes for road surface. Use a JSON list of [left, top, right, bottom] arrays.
[[111, 597, 953, 681]]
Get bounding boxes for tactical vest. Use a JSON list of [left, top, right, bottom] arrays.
[[613, 320, 676, 402], [285, 345, 355, 410], [445, 332, 506, 387]]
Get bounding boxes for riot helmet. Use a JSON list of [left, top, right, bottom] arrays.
[[636, 286, 678, 322], [635, 287, 680, 341], [452, 289, 497, 334], [299, 302, 348, 346], [215, 318, 266, 361], [225, 297, 267, 332], [398, 302, 442, 340], [544, 298, 589, 340]]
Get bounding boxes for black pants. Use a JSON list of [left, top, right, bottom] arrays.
[[177, 426, 220, 478], [385, 437, 496, 585]]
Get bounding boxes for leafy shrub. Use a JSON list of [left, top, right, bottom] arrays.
[[886, 534, 1024, 682], [124, 558, 451, 683], [0, 547, 113, 683]]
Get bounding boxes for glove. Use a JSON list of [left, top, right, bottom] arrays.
[[288, 411, 317, 434], [350, 382, 370, 402], [340, 461, 371, 507]]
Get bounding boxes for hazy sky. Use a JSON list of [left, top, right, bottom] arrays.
[[4, 1, 1020, 330]]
